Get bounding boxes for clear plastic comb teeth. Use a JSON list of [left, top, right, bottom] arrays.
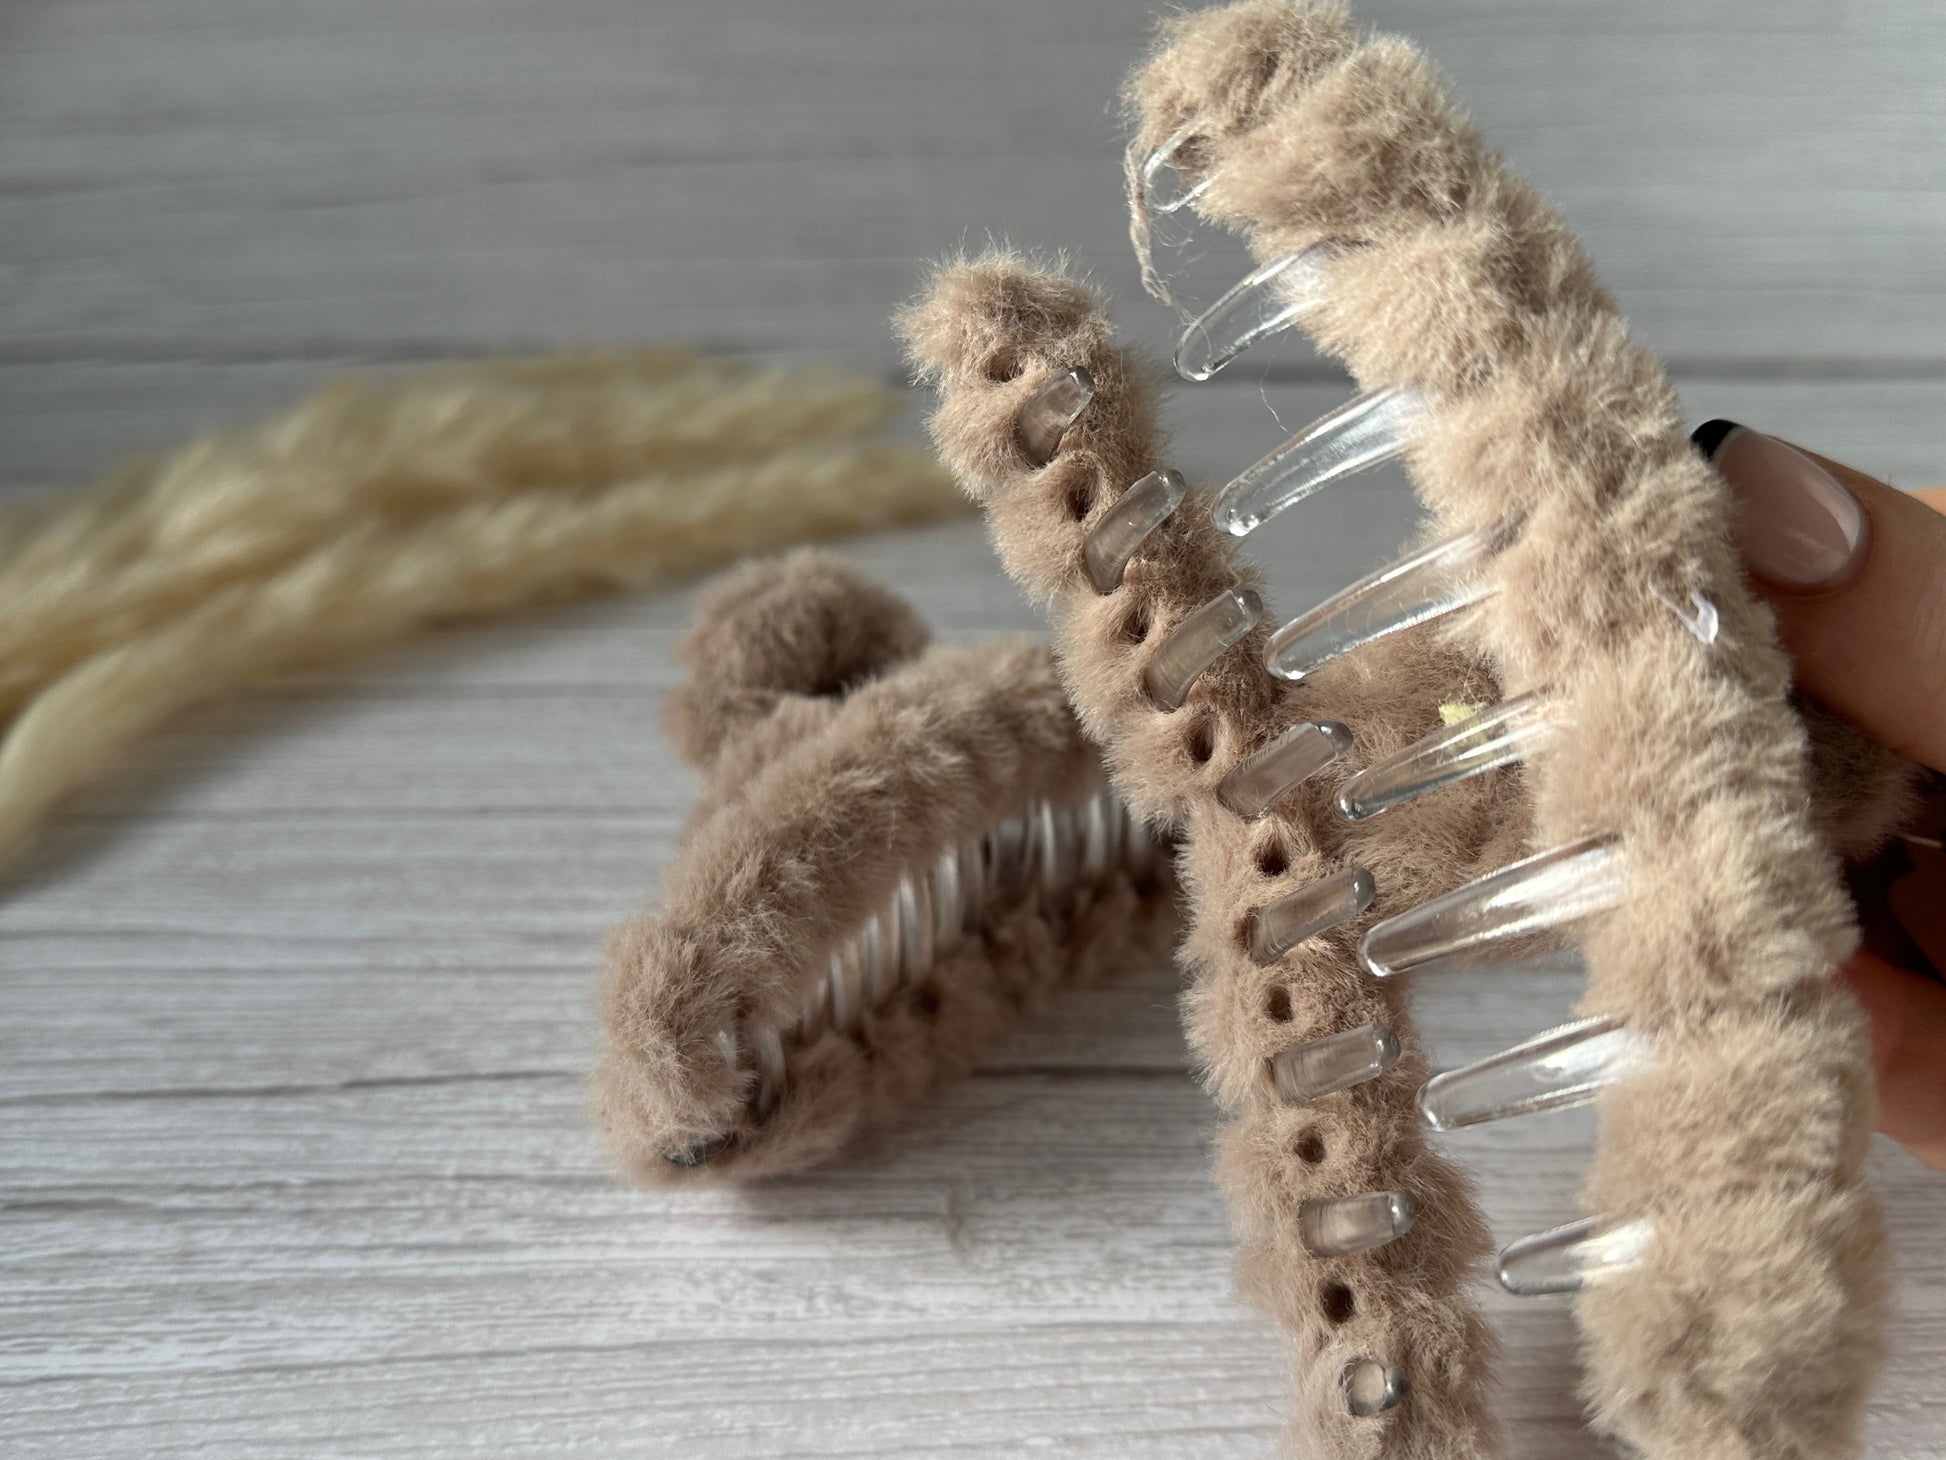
[[1017, 366, 1095, 466], [1139, 121, 1212, 215], [1174, 248, 1332, 382], [1266, 530, 1497, 683], [1144, 584, 1264, 712], [1360, 837, 1627, 981], [1300, 1191, 1417, 1257], [1497, 1213, 1655, 1297], [1342, 1359, 1410, 1417], [1418, 1016, 1652, 1131], [1217, 719, 1353, 820], [1246, 865, 1376, 965], [1084, 469, 1187, 593], [1212, 385, 1427, 537], [1272, 1023, 1402, 1104], [1337, 694, 1558, 822]]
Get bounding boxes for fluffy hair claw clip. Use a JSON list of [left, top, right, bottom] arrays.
[[898, 3, 1916, 1457], [594, 550, 1177, 1181]]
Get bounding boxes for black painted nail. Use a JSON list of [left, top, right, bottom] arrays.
[[1690, 418, 1741, 462]]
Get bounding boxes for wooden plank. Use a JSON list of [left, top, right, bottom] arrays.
[[2, 1071, 1941, 1457], [1, 0, 1943, 368]]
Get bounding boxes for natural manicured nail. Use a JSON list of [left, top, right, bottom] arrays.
[[1692, 419, 1870, 591]]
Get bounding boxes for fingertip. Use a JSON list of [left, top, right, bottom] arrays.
[[1843, 949, 1946, 1173], [1710, 437, 1946, 771]]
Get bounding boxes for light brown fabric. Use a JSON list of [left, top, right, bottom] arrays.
[[1109, 5, 1903, 1459], [900, 265, 1508, 1460], [594, 550, 1178, 1183]]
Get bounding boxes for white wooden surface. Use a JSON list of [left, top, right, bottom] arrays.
[[3, 3, 1944, 1457]]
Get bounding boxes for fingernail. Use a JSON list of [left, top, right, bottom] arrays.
[[1691, 419, 1870, 591]]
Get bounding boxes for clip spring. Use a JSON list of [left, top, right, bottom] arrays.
[[676, 784, 1161, 1164]]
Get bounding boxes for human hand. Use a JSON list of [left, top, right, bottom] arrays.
[[1694, 420, 1946, 1169]]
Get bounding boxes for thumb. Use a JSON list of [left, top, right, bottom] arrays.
[[1847, 948, 1946, 1172], [1692, 422, 1946, 771]]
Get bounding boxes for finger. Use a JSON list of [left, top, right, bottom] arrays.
[[1691, 421, 1946, 771], [1890, 835, 1946, 973], [1845, 949, 1946, 1172]]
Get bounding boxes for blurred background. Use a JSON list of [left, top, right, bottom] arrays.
[[4, 2, 1944, 1457]]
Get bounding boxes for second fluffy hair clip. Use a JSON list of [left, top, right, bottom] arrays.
[[595, 551, 1177, 1181]]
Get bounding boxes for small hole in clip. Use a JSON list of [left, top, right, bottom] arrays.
[[1186, 719, 1215, 765], [1256, 841, 1289, 879], [984, 347, 1023, 383], [1264, 985, 1293, 1023], [1119, 599, 1152, 645], [913, 986, 941, 1021], [1320, 1281, 1356, 1325], [1065, 476, 1095, 523], [1295, 1128, 1327, 1164]]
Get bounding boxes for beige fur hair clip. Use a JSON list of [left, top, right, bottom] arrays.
[[899, 2, 1916, 1457], [594, 550, 1176, 1181]]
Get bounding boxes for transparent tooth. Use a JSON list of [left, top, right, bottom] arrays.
[[1361, 837, 1626, 980], [1174, 249, 1331, 382], [827, 944, 869, 1035], [1498, 1214, 1654, 1297], [988, 815, 1030, 897], [1342, 1360, 1409, 1418], [1078, 791, 1110, 880], [1214, 385, 1427, 536], [713, 1027, 740, 1068], [932, 847, 962, 951], [1031, 800, 1070, 893], [1140, 120, 1212, 214], [959, 836, 986, 933], [1218, 719, 1353, 820], [1419, 1016, 1652, 1131], [1271, 1023, 1400, 1104], [897, 873, 934, 988], [1247, 866, 1376, 966], [1104, 789, 1129, 872], [1016, 366, 1095, 466], [1265, 531, 1495, 683], [1084, 469, 1186, 593], [752, 1026, 786, 1116], [1145, 585, 1263, 712], [859, 911, 891, 1007], [1299, 1192, 1416, 1257], [798, 972, 830, 1043], [1337, 694, 1556, 821]]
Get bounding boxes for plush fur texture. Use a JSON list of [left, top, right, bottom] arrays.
[[0, 355, 965, 878], [1109, 5, 1911, 1458], [900, 264, 1512, 1460], [594, 551, 1178, 1182]]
